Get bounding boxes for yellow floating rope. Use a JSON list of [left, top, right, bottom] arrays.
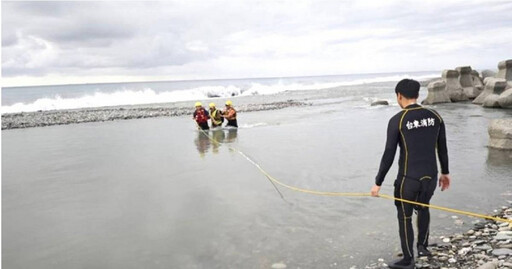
[[197, 127, 512, 224]]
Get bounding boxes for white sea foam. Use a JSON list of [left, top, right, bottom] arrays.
[[239, 122, 268, 129], [1, 73, 438, 113]]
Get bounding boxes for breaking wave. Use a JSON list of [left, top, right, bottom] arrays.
[[2, 73, 437, 113]]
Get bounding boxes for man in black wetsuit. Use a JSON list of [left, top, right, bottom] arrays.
[[370, 79, 451, 269]]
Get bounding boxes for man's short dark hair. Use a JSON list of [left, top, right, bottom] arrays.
[[395, 79, 420, 99]]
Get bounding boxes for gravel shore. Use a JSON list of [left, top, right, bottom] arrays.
[[1, 100, 309, 130], [365, 205, 512, 269]]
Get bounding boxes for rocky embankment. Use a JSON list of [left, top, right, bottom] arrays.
[[422, 59, 512, 108], [418, 59, 512, 150], [1, 100, 309, 130], [365, 206, 512, 269]]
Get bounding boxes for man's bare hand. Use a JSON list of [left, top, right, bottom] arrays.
[[371, 185, 381, 197], [439, 174, 451, 191]]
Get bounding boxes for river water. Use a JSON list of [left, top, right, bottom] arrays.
[[3, 83, 512, 268]]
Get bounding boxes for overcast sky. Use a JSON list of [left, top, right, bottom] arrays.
[[2, 0, 512, 87]]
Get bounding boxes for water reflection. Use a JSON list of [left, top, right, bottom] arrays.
[[194, 128, 238, 157], [225, 128, 238, 143], [487, 147, 512, 167], [194, 132, 211, 158], [211, 129, 226, 153]]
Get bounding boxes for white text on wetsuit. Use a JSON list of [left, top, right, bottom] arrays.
[[406, 118, 435, 130]]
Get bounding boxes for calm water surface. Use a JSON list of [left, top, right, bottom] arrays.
[[3, 88, 512, 268]]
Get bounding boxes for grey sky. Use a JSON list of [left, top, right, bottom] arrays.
[[2, 0, 512, 86]]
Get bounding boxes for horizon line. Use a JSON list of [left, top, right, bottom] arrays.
[[1, 69, 449, 89]]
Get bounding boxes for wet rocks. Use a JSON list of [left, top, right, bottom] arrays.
[[492, 248, 512, 256], [1, 100, 310, 130], [422, 80, 451, 105], [421, 207, 512, 268], [365, 206, 512, 269], [494, 231, 512, 240], [363, 258, 388, 269], [371, 100, 389, 106], [442, 69, 469, 102], [478, 262, 498, 269]]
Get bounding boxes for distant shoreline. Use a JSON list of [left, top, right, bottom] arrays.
[[1, 100, 310, 130], [0, 76, 441, 130]]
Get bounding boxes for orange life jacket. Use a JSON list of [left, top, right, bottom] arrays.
[[225, 107, 237, 120]]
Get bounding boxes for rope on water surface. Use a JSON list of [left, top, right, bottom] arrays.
[[196, 127, 512, 224]]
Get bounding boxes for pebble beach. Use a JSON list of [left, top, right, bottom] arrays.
[[365, 205, 512, 269], [1, 100, 309, 130]]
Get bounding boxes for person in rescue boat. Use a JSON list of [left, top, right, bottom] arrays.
[[193, 102, 210, 130], [222, 100, 238, 128], [209, 103, 223, 128]]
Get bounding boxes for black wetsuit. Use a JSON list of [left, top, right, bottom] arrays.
[[375, 103, 449, 262], [226, 119, 238, 128]]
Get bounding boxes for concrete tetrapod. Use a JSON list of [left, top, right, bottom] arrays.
[[482, 79, 508, 108], [422, 80, 451, 105], [456, 66, 479, 99], [497, 59, 512, 81], [473, 78, 507, 105], [471, 70, 484, 94], [442, 69, 469, 102], [498, 88, 512, 109], [488, 119, 512, 150]]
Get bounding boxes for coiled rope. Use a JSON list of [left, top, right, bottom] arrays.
[[197, 127, 512, 224]]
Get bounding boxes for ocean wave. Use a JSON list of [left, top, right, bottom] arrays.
[[1, 73, 438, 113], [1, 87, 238, 114]]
